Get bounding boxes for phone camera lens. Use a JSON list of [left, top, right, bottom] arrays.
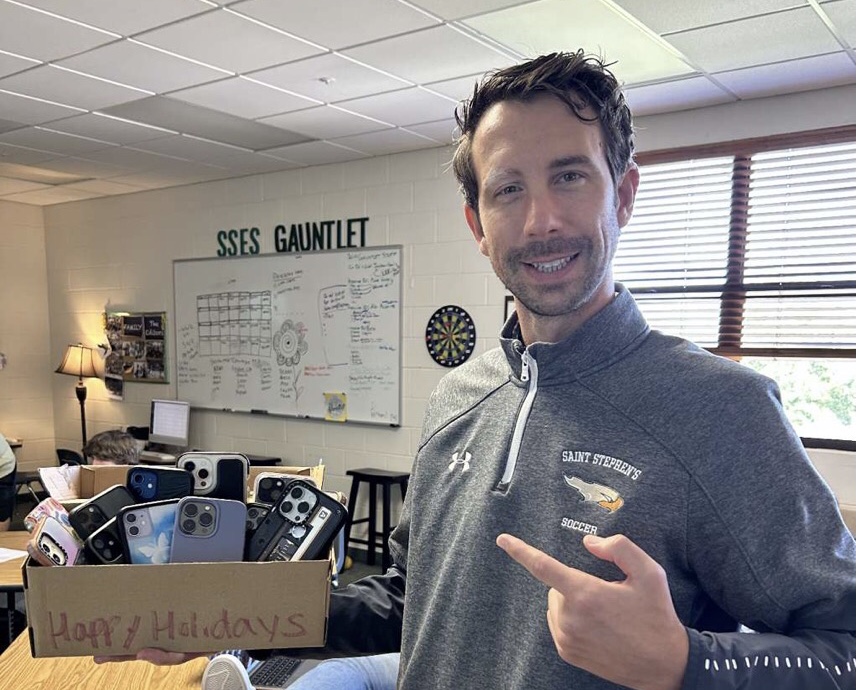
[[184, 461, 195, 472], [199, 512, 213, 527], [282, 501, 293, 514], [260, 478, 272, 489], [298, 501, 310, 513], [41, 543, 49, 553], [199, 469, 209, 479], [133, 474, 143, 483], [184, 503, 198, 517], [126, 513, 136, 523], [182, 519, 196, 532], [52, 553, 61, 563], [129, 526, 139, 536], [292, 487, 304, 499], [93, 538, 104, 549]]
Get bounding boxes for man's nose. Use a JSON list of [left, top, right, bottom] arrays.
[[523, 191, 563, 237]]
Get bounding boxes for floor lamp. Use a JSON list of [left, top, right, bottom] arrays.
[[55, 343, 98, 451]]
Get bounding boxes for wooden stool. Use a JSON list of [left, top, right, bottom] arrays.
[[344, 468, 409, 572]]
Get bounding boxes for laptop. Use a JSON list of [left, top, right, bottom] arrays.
[[247, 656, 323, 689]]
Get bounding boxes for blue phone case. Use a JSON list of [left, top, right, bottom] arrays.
[[169, 497, 247, 563], [118, 500, 179, 564]]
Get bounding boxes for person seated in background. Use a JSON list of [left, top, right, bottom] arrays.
[[0, 432, 17, 532], [83, 429, 139, 466]]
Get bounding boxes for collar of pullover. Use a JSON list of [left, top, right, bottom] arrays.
[[499, 283, 650, 383]]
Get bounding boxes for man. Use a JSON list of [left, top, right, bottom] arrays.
[[83, 429, 139, 465], [104, 51, 856, 689], [0, 432, 17, 531]]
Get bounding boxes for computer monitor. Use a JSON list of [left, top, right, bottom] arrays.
[[148, 399, 190, 448]]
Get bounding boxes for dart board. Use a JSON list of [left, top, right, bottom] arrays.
[[425, 305, 476, 367]]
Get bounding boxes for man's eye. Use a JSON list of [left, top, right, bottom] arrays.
[[558, 172, 581, 183], [496, 185, 519, 196]]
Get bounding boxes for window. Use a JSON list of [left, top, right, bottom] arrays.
[[614, 128, 856, 448]]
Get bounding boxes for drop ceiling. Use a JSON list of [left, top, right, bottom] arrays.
[[0, 0, 853, 206]]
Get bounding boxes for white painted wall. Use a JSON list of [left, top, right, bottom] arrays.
[[1, 83, 853, 522]]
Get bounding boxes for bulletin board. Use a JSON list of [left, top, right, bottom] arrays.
[[103, 312, 167, 384], [173, 247, 402, 426]]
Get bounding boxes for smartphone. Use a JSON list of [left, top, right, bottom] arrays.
[[84, 517, 127, 565], [127, 466, 193, 502], [24, 497, 70, 533], [176, 452, 249, 502], [68, 484, 136, 540], [252, 472, 317, 507], [27, 515, 84, 567], [246, 479, 346, 562], [117, 499, 179, 564], [169, 497, 247, 563], [245, 502, 270, 534]]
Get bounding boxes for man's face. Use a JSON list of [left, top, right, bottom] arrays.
[[465, 95, 637, 332]]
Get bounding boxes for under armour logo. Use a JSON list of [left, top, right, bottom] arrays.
[[448, 451, 471, 473]]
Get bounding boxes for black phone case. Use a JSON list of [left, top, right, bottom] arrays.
[[254, 475, 289, 506], [209, 456, 247, 502], [246, 480, 346, 562], [69, 484, 136, 540], [245, 502, 270, 535], [84, 517, 127, 564], [127, 466, 193, 502]]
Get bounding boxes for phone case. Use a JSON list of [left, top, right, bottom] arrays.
[[24, 497, 70, 533], [68, 484, 136, 540], [245, 502, 270, 534], [252, 472, 317, 507], [176, 452, 249, 502], [246, 479, 346, 563], [169, 497, 247, 563], [127, 466, 193, 502], [117, 499, 179, 564], [84, 517, 127, 565], [27, 515, 84, 567]]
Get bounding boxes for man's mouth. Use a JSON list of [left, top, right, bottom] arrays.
[[526, 254, 577, 273]]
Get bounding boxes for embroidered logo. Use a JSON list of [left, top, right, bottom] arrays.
[[448, 451, 471, 474], [564, 475, 624, 513]]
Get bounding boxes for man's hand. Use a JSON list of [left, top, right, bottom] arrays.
[[496, 533, 688, 690]]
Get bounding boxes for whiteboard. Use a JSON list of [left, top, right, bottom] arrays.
[[173, 247, 401, 426]]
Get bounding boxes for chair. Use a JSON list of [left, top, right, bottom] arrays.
[[56, 448, 85, 466]]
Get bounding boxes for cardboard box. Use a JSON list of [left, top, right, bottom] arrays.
[[38, 465, 131, 508], [26, 463, 333, 658], [24, 558, 331, 658]]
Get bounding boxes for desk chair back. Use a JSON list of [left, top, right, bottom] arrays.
[[56, 448, 85, 466]]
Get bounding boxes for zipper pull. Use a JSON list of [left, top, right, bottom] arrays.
[[521, 350, 531, 383]]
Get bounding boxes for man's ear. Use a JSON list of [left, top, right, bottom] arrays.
[[616, 164, 640, 228], [464, 204, 489, 256]]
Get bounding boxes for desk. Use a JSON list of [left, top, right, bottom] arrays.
[[0, 531, 29, 649], [0, 632, 207, 689]]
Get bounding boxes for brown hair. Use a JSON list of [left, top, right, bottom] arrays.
[[83, 429, 138, 465], [452, 50, 635, 210]]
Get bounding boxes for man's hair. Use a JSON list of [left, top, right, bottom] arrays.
[[452, 50, 635, 210], [83, 429, 138, 465]]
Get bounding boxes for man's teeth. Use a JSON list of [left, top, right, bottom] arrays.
[[530, 256, 572, 273]]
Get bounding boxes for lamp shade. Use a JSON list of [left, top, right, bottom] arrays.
[[55, 343, 98, 380]]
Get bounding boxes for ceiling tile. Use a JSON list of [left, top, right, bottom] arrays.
[[336, 87, 458, 127], [423, 74, 482, 101], [234, 0, 438, 50], [60, 178, 146, 195], [75, 145, 190, 169], [33, 155, 131, 179], [264, 140, 368, 166], [46, 113, 173, 145], [58, 40, 228, 93], [102, 96, 311, 150], [0, 118, 24, 134], [611, 0, 802, 34], [0, 127, 114, 156], [714, 52, 856, 99], [1, 186, 105, 204], [248, 53, 411, 103], [129, 134, 289, 173], [402, 118, 458, 144], [136, 9, 323, 73], [666, 7, 842, 73], [624, 76, 735, 116], [0, 175, 49, 195], [14, 0, 211, 36], [342, 25, 516, 84], [259, 106, 390, 139], [0, 144, 57, 166], [0, 160, 91, 183], [408, 0, 534, 21], [0, 64, 149, 111], [333, 128, 439, 156], [464, 0, 695, 85], [0, 90, 83, 124], [823, 0, 856, 45], [169, 77, 318, 120], [0, 3, 115, 62], [0, 51, 39, 79]]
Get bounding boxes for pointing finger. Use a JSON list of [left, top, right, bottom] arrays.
[[583, 534, 662, 581], [497, 533, 587, 593]]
